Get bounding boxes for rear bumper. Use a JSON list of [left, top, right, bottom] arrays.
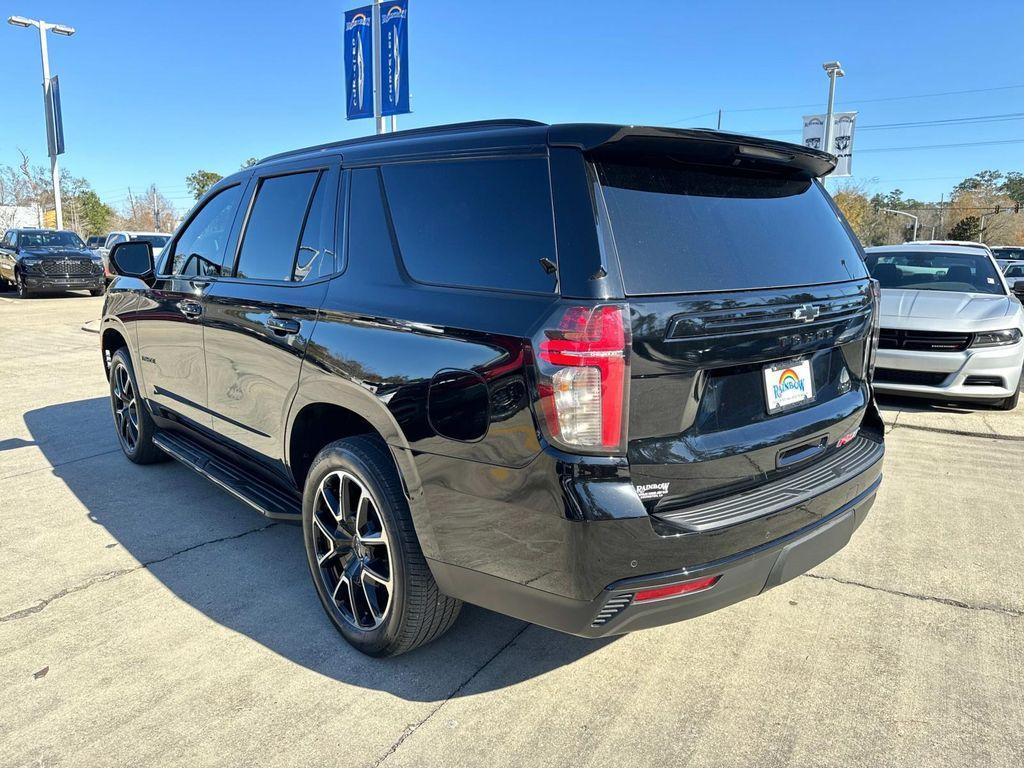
[[874, 343, 1024, 400], [420, 433, 883, 637], [429, 479, 877, 637]]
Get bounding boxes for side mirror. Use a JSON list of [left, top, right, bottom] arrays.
[[109, 240, 154, 280], [1011, 278, 1024, 296]]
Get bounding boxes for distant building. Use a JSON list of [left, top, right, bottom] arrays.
[[0, 205, 43, 230]]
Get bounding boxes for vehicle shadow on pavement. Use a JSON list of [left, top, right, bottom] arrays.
[[24, 397, 616, 699]]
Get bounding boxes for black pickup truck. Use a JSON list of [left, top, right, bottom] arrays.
[[0, 228, 106, 297]]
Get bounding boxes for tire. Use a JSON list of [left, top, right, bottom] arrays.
[[16, 272, 33, 298], [997, 388, 1020, 411], [108, 348, 166, 464], [89, 287, 105, 297], [302, 435, 461, 657]]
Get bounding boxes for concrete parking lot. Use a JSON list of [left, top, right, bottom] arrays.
[[1, 292, 1021, 768]]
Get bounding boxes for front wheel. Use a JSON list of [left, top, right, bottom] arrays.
[[302, 435, 462, 657], [16, 273, 33, 298], [89, 287, 105, 297], [997, 388, 1020, 411], [108, 348, 166, 464]]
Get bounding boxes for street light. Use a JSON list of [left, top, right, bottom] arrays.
[[822, 61, 845, 160], [7, 15, 75, 230], [883, 208, 920, 241]]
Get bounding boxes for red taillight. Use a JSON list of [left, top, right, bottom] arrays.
[[634, 575, 720, 603], [535, 305, 629, 451]]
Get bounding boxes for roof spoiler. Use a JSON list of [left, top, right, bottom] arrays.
[[547, 124, 836, 177]]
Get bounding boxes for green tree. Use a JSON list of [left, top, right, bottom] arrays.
[[185, 170, 223, 201], [240, 157, 259, 169], [74, 189, 114, 236], [954, 170, 1004, 196], [1002, 172, 1024, 205], [948, 216, 981, 241]]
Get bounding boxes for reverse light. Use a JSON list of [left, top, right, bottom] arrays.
[[535, 305, 629, 452], [634, 575, 721, 603], [971, 328, 1022, 348]]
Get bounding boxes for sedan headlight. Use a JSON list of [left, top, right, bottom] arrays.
[[972, 329, 1023, 347]]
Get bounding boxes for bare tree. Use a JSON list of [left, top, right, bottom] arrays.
[[119, 184, 177, 232]]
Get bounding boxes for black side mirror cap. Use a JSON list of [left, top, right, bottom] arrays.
[[109, 240, 155, 280]]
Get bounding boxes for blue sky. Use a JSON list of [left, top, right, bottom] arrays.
[[3, 0, 1023, 216]]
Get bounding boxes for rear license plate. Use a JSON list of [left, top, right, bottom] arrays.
[[763, 359, 815, 414]]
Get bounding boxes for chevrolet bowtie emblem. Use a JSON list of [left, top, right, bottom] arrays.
[[792, 304, 820, 323]]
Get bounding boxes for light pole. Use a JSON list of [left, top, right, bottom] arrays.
[[8, 15, 75, 230], [883, 208, 919, 241], [822, 61, 844, 158]]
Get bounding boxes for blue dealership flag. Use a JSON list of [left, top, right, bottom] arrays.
[[379, 1, 410, 116], [344, 6, 374, 120]]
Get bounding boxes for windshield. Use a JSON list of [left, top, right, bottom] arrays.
[[1004, 264, 1024, 278], [994, 247, 1024, 260], [595, 159, 866, 295], [131, 235, 170, 248], [865, 251, 1004, 295], [17, 231, 85, 249]]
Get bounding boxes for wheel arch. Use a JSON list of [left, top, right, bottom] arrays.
[[285, 377, 434, 553], [101, 321, 130, 379]]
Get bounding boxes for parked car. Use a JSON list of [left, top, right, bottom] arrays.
[[0, 228, 106, 298], [1002, 261, 1024, 278], [100, 120, 885, 657], [99, 231, 172, 280], [85, 235, 106, 251], [864, 243, 1024, 409], [993, 246, 1024, 270]]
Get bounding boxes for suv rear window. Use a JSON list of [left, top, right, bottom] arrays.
[[381, 157, 558, 293], [596, 159, 866, 295]]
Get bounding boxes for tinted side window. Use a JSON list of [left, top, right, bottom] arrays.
[[235, 172, 318, 281], [294, 169, 339, 281], [381, 157, 557, 293], [347, 168, 395, 269], [169, 185, 244, 275]]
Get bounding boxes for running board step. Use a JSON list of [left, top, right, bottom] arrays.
[[153, 431, 302, 522]]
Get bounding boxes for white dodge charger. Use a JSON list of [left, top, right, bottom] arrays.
[[864, 243, 1024, 410]]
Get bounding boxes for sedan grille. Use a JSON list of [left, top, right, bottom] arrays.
[[38, 258, 100, 277], [878, 328, 973, 352], [874, 368, 949, 386]]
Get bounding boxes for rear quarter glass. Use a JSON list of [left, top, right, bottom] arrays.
[[595, 159, 866, 295]]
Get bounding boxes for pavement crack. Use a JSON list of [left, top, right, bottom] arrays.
[[0, 447, 122, 482], [371, 623, 531, 767], [802, 572, 1022, 617], [880, 421, 1024, 444], [0, 522, 279, 623]]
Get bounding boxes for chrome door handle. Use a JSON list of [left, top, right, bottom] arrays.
[[266, 316, 300, 335], [177, 299, 203, 319]]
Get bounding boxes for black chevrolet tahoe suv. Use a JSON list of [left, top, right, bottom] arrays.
[[100, 120, 884, 657], [1, 228, 106, 297]]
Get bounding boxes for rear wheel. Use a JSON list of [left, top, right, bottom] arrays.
[[109, 348, 166, 464], [302, 435, 461, 657]]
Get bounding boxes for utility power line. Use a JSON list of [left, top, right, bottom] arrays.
[[669, 83, 1024, 124], [751, 111, 1024, 136], [857, 138, 1024, 154]]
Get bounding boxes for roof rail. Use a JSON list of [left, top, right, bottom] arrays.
[[257, 119, 547, 165]]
